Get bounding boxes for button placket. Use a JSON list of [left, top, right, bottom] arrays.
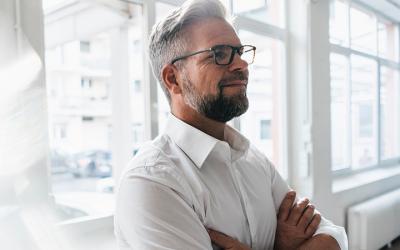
[[230, 163, 254, 248]]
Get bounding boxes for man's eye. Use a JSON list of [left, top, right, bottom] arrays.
[[215, 51, 228, 59]]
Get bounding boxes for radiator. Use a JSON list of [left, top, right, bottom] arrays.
[[347, 189, 400, 250]]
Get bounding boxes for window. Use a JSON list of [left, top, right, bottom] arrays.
[[238, 30, 285, 172], [44, 1, 143, 219], [133, 80, 141, 92], [80, 41, 91, 53], [351, 55, 378, 168], [131, 123, 144, 153], [46, 32, 114, 189], [81, 77, 92, 88], [329, 0, 349, 46], [232, 0, 285, 28], [330, 0, 400, 171], [380, 66, 400, 160], [260, 119, 271, 140], [330, 53, 350, 170], [378, 20, 399, 61], [129, 12, 146, 151], [350, 6, 377, 55], [358, 104, 373, 137]]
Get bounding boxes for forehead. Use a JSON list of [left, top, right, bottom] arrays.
[[186, 18, 241, 49]]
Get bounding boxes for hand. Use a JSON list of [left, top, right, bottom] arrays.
[[274, 191, 321, 250], [207, 228, 250, 250]]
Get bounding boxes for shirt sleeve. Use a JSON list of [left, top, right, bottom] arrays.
[[114, 168, 212, 250], [268, 161, 349, 250]]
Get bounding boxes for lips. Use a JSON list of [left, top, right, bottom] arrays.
[[219, 71, 249, 88], [220, 80, 248, 87]]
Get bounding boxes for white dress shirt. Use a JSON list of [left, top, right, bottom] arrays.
[[114, 114, 348, 250]]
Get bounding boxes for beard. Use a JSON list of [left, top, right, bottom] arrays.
[[181, 72, 249, 123]]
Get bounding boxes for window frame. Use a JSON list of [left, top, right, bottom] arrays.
[[232, 3, 288, 178], [330, 0, 400, 176]]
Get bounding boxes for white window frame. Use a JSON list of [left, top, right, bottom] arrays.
[[330, 0, 400, 176]]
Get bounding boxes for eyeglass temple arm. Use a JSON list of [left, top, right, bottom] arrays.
[[171, 48, 212, 64]]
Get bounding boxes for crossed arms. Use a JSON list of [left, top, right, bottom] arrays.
[[116, 177, 344, 250], [208, 191, 340, 250]]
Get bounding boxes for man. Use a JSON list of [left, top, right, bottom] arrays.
[[114, 0, 348, 249]]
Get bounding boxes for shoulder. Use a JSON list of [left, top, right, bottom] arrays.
[[117, 134, 192, 201]]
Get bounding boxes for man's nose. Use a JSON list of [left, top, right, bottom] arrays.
[[229, 52, 248, 72]]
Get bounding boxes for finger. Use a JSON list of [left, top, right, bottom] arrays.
[[277, 191, 296, 221], [207, 228, 234, 248], [287, 197, 310, 225], [297, 204, 315, 230], [305, 213, 321, 237]]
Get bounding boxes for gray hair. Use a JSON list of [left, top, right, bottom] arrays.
[[148, 0, 229, 104]]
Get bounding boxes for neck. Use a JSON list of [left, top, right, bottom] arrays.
[[171, 104, 226, 141]]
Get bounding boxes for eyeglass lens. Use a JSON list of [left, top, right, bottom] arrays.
[[214, 45, 255, 65]]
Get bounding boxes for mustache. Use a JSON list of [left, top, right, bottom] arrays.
[[218, 71, 248, 87]]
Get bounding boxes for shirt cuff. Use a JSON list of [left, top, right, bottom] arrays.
[[314, 219, 349, 250]]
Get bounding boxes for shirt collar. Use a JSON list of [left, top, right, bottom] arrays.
[[164, 114, 250, 168], [224, 124, 250, 161]]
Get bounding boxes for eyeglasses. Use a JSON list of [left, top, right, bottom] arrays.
[[170, 44, 256, 66]]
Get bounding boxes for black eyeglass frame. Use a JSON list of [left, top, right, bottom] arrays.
[[170, 44, 256, 65]]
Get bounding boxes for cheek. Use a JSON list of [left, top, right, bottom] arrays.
[[192, 63, 224, 94], [202, 71, 224, 94]]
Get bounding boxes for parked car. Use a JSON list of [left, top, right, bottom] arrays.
[[69, 150, 112, 178]]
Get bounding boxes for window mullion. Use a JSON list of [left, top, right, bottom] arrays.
[[348, 53, 353, 169], [377, 60, 381, 165], [142, 0, 159, 140]]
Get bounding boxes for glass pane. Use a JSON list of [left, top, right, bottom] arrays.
[[44, 1, 141, 219], [130, 12, 145, 155], [350, 6, 377, 55], [239, 30, 285, 176], [350, 55, 378, 168], [329, 0, 349, 46], [233, 0, 285, 28], [378, 20, 399, 62], [260, 119, 272, 140], [380, 67, 400, 160], [330, 53, 350, 170], [46, 34, 114, 214]]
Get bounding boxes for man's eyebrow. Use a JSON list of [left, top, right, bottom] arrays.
[[199, 53, 213, 62], [195, 53, 213, 65]]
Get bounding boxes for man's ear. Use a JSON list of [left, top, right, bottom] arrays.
[[161, 64, 182, 95]]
